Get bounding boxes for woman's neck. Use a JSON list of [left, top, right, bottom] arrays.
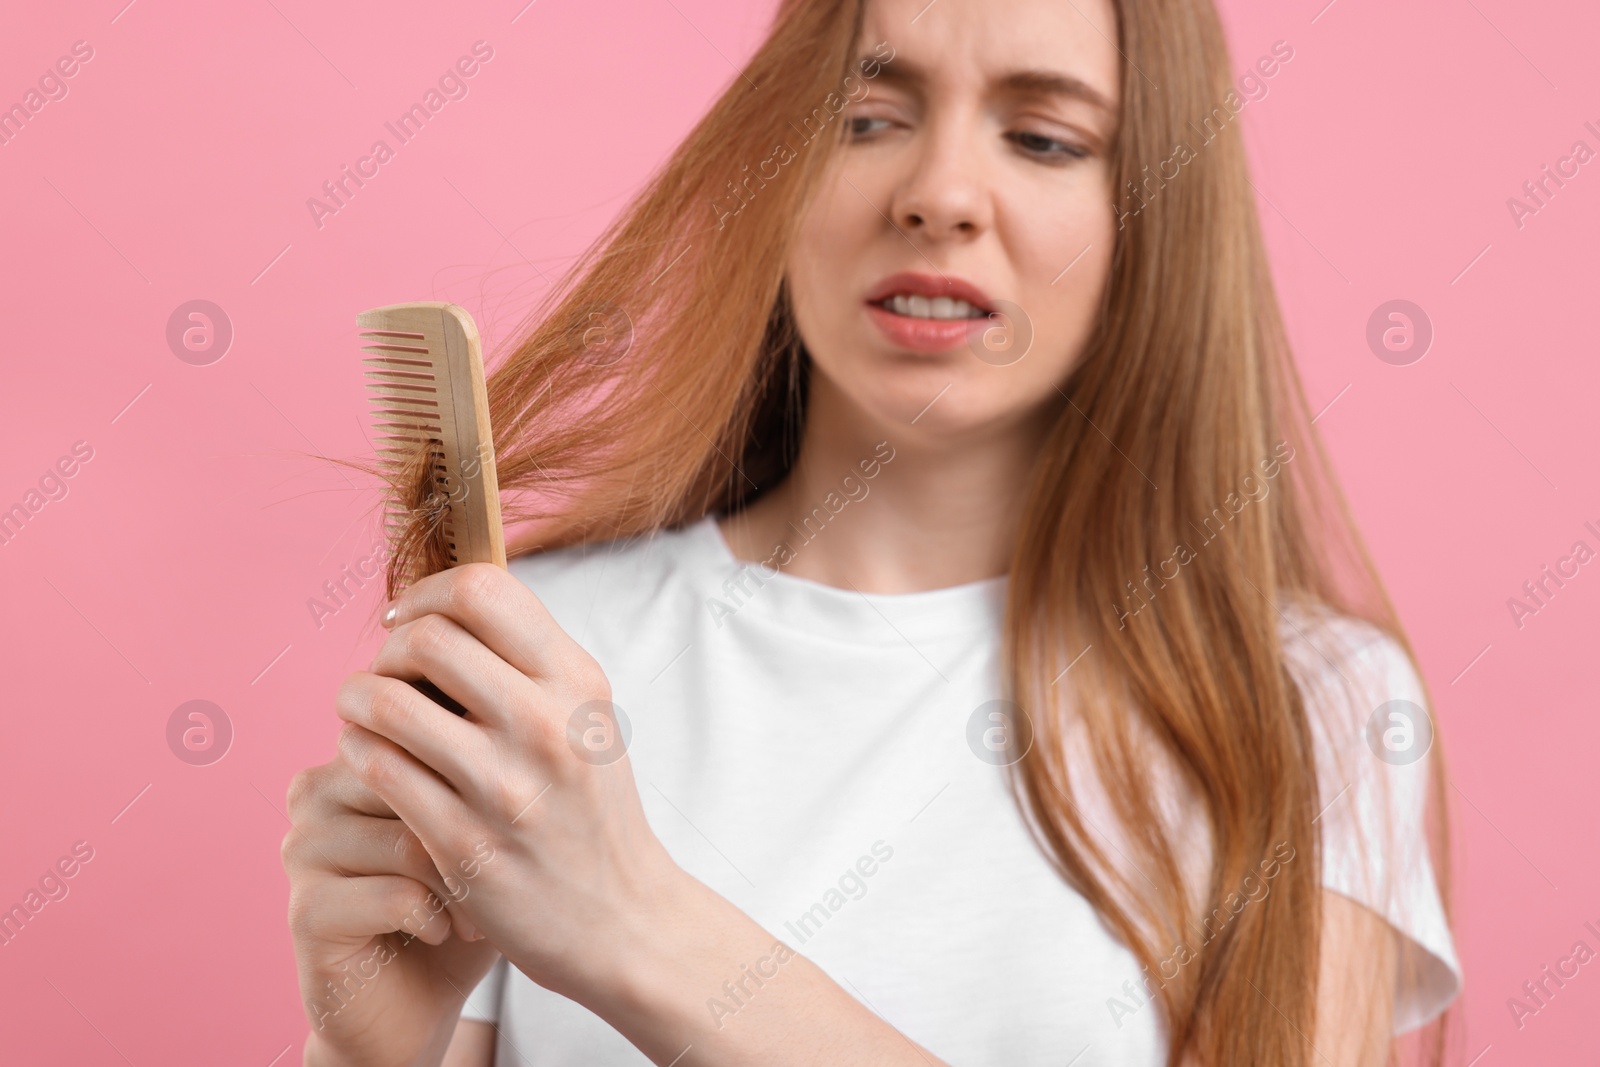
[[717, 374, 1056, 594]]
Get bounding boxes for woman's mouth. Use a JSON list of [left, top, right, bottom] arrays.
[[872, 293, 991, 321], [864, 272, 998, 353]]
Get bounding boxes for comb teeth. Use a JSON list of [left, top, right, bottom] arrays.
[[357, 302, 506, 573]]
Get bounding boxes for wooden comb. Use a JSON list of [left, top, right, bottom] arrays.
[[358, 301, 504, 716]]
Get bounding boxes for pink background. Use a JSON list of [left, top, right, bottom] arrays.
[[2, 0, 1596, 1062]]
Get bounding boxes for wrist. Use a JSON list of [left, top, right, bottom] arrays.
[[583, 858, 762, 1039], [302, 1016, 458, 1067], [304, 1031, 365, 1067]]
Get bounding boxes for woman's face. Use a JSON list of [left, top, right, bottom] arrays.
[[786, 0, 1121, 440]]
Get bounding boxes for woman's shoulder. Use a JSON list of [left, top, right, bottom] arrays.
[[1275, 597, 1426, 730], [1274, 600, 1461, 1031], [1270, 597, 1435, 830], [1277, 596, 1403, 668]]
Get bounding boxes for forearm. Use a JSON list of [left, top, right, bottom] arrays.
[[574, 870, 948, 1067]]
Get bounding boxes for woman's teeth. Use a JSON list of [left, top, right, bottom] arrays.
[[884, 294, 987, 320]]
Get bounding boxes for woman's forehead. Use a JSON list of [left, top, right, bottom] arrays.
[[856, 0, 1122, 106]]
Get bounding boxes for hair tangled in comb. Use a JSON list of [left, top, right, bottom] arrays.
[[378, 437, 457, 601]]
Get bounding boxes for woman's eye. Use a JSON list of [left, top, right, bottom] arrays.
[[846, 116, 893, 140], [1009, 130, 1089, 161], [845, 118, 1088, 160]]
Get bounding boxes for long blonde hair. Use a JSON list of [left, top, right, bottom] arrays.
[[381, 0, 1452, 1062]]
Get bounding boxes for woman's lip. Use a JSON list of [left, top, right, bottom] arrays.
[[865, 271, 995, 312], [866, 302, 991, 353]]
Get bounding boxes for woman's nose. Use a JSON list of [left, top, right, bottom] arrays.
[[888, 123, 993, 241]]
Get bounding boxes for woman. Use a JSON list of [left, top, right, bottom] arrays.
[[280, 0, 1462, 1063]]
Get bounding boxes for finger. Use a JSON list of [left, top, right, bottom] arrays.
[[369, 613, 540, 734], [286, 757, 397, 822], [284, 768, 484, 943], [283, 810, 444, 889], [314, 813, 485, 932], [338, 721, 474, 865], [337, 670, 489, 789], [380, 563, 580, 688], [289, 873, 457, 949]]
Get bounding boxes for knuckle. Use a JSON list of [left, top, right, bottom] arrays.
[[393, 880, 442, 934], [362, 747, 400, 790], [390, 824, 426, 871], [404, 613, 454, 663], [334, 674, 368, 721], [286, 885, 319, 939], [487, 777, 530, 824], [588, 663, 613, 701], [565, 652, 612, 701], [284, 766, 317, 817], [366, 677, 412, 735], [343, 730, 394, 788], [328, 750, 372, 801], [453, 562, 500, 606], [512, 706, 562, 764]]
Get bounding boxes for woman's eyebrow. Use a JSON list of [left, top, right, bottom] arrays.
[[859, 55, 1116, 115]]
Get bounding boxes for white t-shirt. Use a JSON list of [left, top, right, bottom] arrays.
[[460, 515, 1461, 1064]]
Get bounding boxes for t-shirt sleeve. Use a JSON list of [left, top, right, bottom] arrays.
[[1290, 617, 1463, 1034], [458, 953, 507, 1023]]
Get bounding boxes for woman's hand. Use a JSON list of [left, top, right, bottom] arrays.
[[329, 563, 949, 1066], [281, 754, 500, 1067], [333, 562, 685, 1014]]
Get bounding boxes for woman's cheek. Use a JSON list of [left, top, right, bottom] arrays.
[[785, 199, 860, 365], [1015, 228, 1111, 374]]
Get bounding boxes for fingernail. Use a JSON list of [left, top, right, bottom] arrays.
[[381, 602, 398, 628]]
